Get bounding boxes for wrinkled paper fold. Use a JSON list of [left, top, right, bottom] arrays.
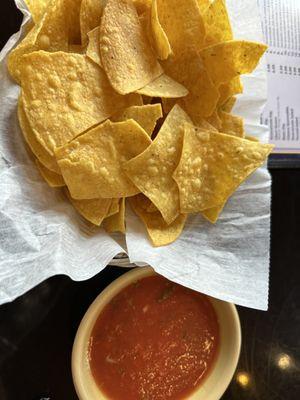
[[0, 0, 271, 309]]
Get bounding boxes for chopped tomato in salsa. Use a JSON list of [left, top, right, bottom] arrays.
[[89, 275, 219, 400]]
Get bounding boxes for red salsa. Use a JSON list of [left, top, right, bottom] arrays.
[[89, 275, 219, 400]]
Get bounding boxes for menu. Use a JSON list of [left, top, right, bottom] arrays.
[[258, 0, 300, 154]]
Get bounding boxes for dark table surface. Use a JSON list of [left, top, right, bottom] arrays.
[[1, 3, 300, 400]]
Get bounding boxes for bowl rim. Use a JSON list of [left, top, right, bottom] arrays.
[[72, 266, 241, 400]]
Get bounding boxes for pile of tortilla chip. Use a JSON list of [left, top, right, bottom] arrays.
[[8, 0, 273, 247]]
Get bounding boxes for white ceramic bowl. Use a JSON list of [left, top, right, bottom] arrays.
[[72, 267, 241, 400]]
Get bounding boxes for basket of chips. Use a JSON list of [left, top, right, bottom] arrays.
[[0, 0, 272, 309]]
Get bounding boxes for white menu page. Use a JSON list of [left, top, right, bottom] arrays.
[[258, 0, 300, 153]]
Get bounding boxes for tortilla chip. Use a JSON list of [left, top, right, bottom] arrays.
[[133, 0, 152, 15], [246, 135, 259, 142], [66, 0, 82, 44], [112, 104, 163, 136], [86, 27, 102, 66], [138, 8, 152, 41], [20, 51, 135, 154], [24, 0, 49, 23], [130, 194, 157, 213], [156, 0, 205, 55], [56, 119, 152, 199], [18, 94, 61, 174], [8, 0, 68, 83], [130, 194, 187, 247], [205, 110, 222, 130], [66, 190, 112, 225], [123, 105, 192, 224], [221, 96, 236, 113], [142, 96, 153, 105], [106, 198, 120, 217], [80, 0, 105, 45], [100, 0, 162, 95], [136, 74, 188, 98], [219, 110, 245, 137], [161, 98, 177, 115], [69, 44, 85, 53], [201, 203, 225, 223], [196, 0, 210, 14], [203, 0, 233, 46], [173, 124, 274, 213], [36, 160, 65, 187], [150, 0, 172, 60], [194, 117, 219, 132], [163, 50, 202, 89], [183, 68, 219, 119], [104, 198, 126, 233], [163, 50, 218, 117], [147, 202, 159, 213], [200, 40, 267, 85], [218, 77, 243, 105], [127, 93, 144, 106]]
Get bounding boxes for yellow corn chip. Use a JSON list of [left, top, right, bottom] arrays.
[[18, 94, 61, 174], [201, 203, 225, 223], [112, 104, 163, 136], [104, 198, 126, 233], [200, 40, 267, 85], [163, 50, 219, 117], [100, 0, 162, 95], [56, 119, 152, 199], [123, 105, 192, 224], [66, 190, 112, 226], [142, 96, 153, 105], [221, 96, 237, 113], [130, 194, 187, 247], [156, 0, 205, 55], [219, 110, 245, 137], [197, 0, 210, 14], [131, 194, 157, 213], [127, 93, 144, 106], [20, 51, 135, 154], [173, 124, 274, 213], [36, 160, 65, 187], [8, 0, 68, 83], [136, 74, 188, 98], [24, 0, 49, 23], [138, 9, 152, 41], [161, 98, 177, 115], [66, 0, 82, 44], [246, 135, 259, 142], [86, 27, 102, 66], [203, 0, 233, 46], [218, 77, 243, 105], [80, 0, 105, 45], [188, 108, 220, 131], [183, 68, 219, 118], [133, 0, 152, 15], [147, 202, 159, 213], [163, 50, 202, 89], [106, 198, 120, 217], [192, 117, 219, 133], [205, 110, 222, 130], [150, 0, 172, 60], [69, 44, 85, 53]]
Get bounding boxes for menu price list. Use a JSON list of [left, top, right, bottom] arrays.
[[258, 0, 300, 164]]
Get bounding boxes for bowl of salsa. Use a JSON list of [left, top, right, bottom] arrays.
[[72, 267, 241, 400]]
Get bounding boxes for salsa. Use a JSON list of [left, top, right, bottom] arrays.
[[89, 275, 219, 400]]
